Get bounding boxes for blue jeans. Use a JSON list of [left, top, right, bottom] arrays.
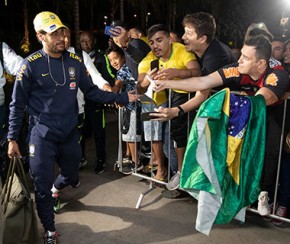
[[163, 122, 178, 173]]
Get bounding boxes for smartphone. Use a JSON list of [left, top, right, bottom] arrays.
[[150, 59, 159, 71], [141, 112, 160, 121], [104, 26, 121, 37], [104, 26, 113, 36]]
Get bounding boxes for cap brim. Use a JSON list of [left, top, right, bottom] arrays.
[[43, 24, 68, 33]]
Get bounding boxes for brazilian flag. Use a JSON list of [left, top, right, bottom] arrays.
[[180, 88, 266, 235]]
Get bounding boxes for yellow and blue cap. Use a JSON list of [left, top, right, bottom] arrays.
[[33, 11, 67, 33]]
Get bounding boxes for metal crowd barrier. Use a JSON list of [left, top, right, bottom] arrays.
[[247, 97, 290, 224], [115, 85, 290, 224]]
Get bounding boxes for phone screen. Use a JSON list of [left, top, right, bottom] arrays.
[[150, 59, 159, 71]]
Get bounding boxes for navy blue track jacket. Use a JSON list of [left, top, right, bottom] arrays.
[[8, 49, 128, 141]]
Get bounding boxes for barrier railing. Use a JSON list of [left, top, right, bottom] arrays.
[[115, 85, 290, 225]]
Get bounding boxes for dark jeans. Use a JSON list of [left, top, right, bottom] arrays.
[[261, 104, 284, 202], [83, 108, 106, 161], [278, 151, 290, 207]]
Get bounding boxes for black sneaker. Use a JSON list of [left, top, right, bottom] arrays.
[[131, 161, 144, 172], [121, 162, 134, 175], [95, 159, 106, 174], [44, 230, 58, 244], [79, 158, 88, 169]]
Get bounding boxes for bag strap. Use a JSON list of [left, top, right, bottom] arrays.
[[2, 156, 29, 212]]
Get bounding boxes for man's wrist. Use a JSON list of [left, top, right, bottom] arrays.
[[177, 105, 185, 117]]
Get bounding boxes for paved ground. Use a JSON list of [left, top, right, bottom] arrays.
[[8, 111, 290, 243]]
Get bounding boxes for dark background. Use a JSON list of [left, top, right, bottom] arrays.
[[0, 0, 289, 56]]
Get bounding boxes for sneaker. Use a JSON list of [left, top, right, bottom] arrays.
[[257, 191, 270, 216], [52, 193, 61, 214], [44, 230, 58, 244], [121, 162, 134, 175], [166, 171, 180, 191], [262, 203, 274, 221], [79, 158, 88, 169], [122, 155, 132, 163], [94, 159, 106, 174], [131, 161, 144, 172], [273, 205, 287, 226], [140, 151, 151, 159]]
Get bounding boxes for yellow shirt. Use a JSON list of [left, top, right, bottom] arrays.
[[140, 36, 149, 45], [138, 42, 196, 105]]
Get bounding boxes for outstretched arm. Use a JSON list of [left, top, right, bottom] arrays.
[[153, 71, 223, 93], [151, 89, 211, 121]]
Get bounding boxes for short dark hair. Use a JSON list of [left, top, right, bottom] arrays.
[[105, 45, 124, 57], [130, 26, 146, 36], [244, 35, 272, 62], [111, 20, 128, 30], [182, 12, 216, 43], [80, 30, 95, 40], [147, 24, 170, 40]]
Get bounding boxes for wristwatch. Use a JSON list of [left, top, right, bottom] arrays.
[[177, 105, 185, 117]]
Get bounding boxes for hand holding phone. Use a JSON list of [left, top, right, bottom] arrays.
[[104, 26, 120, 37], [150, 59, 159, 71], [141, 112, 161, 121]]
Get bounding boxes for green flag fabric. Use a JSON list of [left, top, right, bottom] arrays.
[[180, 88, 266, 235]]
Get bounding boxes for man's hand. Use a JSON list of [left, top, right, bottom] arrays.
[[127, 90, 141, 102], [103, 84, 112, 92], [153, 80, 169, 92], [137, 68, 159, 94], [283, 91, 290, 100], [154, 68, 176, 80], [7, 140, 22, 159], [111, 26, 128, 48], [149, 107, 179, 121]]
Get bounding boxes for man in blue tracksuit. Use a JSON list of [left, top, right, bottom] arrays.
[[7, 11, 138, 243]]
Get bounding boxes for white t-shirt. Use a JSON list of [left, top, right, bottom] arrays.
[[67, 46, 109, 113], [0, 42, 23, 106]]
